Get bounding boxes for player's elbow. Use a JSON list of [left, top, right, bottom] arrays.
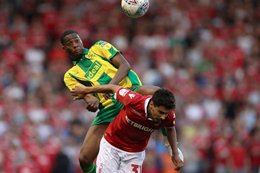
[[123, 62, 131, 71]]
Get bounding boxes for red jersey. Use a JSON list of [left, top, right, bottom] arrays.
[[104, 88, 175, 152]]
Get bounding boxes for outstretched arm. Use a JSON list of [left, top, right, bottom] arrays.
[[71, 84, 121, 100], [166, 127, 184, 171], [136, 85, 160, 95]]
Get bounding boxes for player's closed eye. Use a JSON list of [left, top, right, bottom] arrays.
[[158, 110, 168, 115]]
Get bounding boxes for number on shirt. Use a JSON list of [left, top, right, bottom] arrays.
[[131, 164, 140, 173]]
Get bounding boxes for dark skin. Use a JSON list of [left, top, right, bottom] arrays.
[[62, 33, 84, 61], [62, 33, 132, 111], [62, 32, 161, 170], [62, 33, 99, 111]]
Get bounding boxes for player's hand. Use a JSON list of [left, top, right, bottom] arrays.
[[103, 93, 112, 99], [84, 94, 99, 112], [71, 86, 89, 100], [171, 153, 184, 171]]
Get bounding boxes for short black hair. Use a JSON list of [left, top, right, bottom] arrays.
[[60, 30, 79, 45], [151, 88, 175, 110]]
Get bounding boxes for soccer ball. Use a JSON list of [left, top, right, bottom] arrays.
[[121, 0, 149, 18]]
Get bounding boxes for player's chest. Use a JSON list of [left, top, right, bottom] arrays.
[[74, 58, 113, 80]]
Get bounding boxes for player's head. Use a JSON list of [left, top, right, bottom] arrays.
[[60, 30, 84, 61], [148, 88, 175, 122]]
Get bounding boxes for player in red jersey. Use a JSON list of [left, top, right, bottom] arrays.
[[71, 84, 184, 172]]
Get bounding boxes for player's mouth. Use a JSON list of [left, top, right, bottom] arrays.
[[74, 48, 83, 54]]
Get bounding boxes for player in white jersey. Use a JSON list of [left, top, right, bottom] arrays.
[[71, 84, 184, 173]]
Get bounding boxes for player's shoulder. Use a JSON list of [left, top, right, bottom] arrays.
[[64, 66, 78, 78], [117, 87, 140, 95], [64, 70, 71, 82], [117, 87, 135, 96], [92, 40, 116, 50], [91, 40, 108, 48], [95, 40, 109, 45], [167, 110, 176, 119]]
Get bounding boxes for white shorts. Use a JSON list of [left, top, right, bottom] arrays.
[[96, 137, 145, 173]]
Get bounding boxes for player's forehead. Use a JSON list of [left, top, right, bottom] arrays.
[[63, 33, 81, 43]]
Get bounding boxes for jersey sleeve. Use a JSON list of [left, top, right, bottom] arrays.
[[64, 71, 84, 91], [92, 41, 119, 60], [164, 111, 176, 128], [114, 88, 142, 106]]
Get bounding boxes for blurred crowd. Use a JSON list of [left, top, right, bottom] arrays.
[[0, 0, 259, 173]]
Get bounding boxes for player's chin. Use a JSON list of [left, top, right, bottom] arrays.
[[74, 52, 83, 58], [75, 48, 83, 54], [71, 53, 82, 61]]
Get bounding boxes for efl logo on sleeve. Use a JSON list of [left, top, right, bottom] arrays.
[[119, 89, 129, 96], [100, 41, 107, 47]]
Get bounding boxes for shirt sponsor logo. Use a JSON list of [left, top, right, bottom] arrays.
[[126, 116, 154, 133], [85, 61, 102, 79]]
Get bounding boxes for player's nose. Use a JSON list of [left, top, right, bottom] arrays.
[[72, 41, 79, 48]]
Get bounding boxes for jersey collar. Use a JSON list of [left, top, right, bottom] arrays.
[[72, 48, 89, 65], [144, 97, 153, 121]]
